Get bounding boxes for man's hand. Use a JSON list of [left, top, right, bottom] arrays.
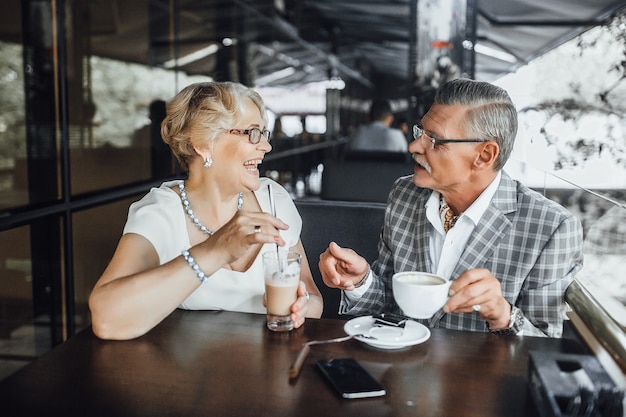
[[443, 268, 511, 329], [318, 242, 369, 291]]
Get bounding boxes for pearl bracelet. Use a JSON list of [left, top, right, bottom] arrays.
[[181, 249, 207, 284]]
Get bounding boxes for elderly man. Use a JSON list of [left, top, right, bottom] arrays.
[[319, 78, 583, 337]]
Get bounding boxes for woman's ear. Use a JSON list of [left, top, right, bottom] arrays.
[[192, 144, 202, 156], [193, 140, 216, 168], [192, 143, 212, 161]]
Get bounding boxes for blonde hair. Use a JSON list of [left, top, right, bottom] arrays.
[[161, 81, 267, 171]]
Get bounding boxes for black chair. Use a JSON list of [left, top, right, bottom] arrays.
[[321, 159, 413, 203], [295, 199, 386, 319], [343, 150, 411, 163]]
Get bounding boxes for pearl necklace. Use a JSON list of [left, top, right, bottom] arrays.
[[178, 181, 243, 236]]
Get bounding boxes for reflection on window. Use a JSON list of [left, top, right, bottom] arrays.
[[508, 161, 626, 327], [71, 57, 210, 194], [0, 225, 49, 380], [0, 41, 27, 210], [577, 196, 626, 326]]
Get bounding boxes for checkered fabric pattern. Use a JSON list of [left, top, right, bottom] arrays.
[[339, 172, 584, 337]]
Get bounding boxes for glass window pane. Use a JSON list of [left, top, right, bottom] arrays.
[[508, 163, 626, 325], [0, 225, 53, 380], [66, 1, 215, 194], [0, 41, 29, 210], [72, 196, 142, 332], [575, 191, 626, 325]]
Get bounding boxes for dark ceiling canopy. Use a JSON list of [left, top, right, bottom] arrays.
[[1, 0, 624, 94]]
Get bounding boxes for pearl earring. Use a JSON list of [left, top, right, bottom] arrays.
[[204, 156, 213, 168]]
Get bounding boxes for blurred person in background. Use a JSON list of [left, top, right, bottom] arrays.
[[348, 98, 407, 153]]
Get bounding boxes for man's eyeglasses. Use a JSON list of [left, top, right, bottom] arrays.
[[229, 128, 271, 144], [413, 125, 489, 150]]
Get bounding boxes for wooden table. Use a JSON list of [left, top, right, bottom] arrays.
[[0, 310, 589, 417]]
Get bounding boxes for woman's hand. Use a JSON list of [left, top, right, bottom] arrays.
[[290, 281, 311, 328], [203, 210, 289, 264]]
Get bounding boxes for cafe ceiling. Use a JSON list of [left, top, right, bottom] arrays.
[[1, 0, 625, 95]]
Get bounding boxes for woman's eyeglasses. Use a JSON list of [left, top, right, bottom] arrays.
[[413, 125, 488, 150], [229, 128, 272, 144]]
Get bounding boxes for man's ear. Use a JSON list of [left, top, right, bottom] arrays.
[[474, 141, 499, 170]]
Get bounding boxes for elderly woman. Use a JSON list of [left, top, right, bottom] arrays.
[[89, 81, 323, 340]]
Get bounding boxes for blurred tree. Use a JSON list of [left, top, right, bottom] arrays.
[[518, 10, 626, 170], [0, 43, 26, 166]]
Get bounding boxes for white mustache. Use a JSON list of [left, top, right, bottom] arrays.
[[412, 154, 432, 175]]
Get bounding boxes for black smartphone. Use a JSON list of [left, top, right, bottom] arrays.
[[316, 358, 386, 399]]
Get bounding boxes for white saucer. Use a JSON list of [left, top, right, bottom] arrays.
[[344, 316, 431, 350]]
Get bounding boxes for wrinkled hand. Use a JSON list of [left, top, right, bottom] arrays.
[[202, 210, 288, 264], [443, 268, 511, 329], [318, 242, 368, 291]]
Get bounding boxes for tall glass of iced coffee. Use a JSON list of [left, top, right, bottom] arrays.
[[262, 250, 301, 332]]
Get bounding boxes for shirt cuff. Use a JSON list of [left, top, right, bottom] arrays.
[[345, 268, 373, 300]]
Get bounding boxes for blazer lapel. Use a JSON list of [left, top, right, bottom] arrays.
[[412, 197, 432, 273], [455, 172, 518, 277], [390, 185, 432, 274], [453, 205, 510, 274], [429, 172, 518, 326]]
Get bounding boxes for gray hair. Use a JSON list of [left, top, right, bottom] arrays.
[[435, 78, 517, 171], [161, 81, 267, 171]]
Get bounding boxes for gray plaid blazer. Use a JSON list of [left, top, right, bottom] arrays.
[[340, 172, 584, 337]]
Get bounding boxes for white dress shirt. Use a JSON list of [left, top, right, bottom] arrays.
[[427, 171, 502, 280], [348, 171, 502, 298]]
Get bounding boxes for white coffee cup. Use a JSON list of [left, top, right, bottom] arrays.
[[392, 271, 451, 319]]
